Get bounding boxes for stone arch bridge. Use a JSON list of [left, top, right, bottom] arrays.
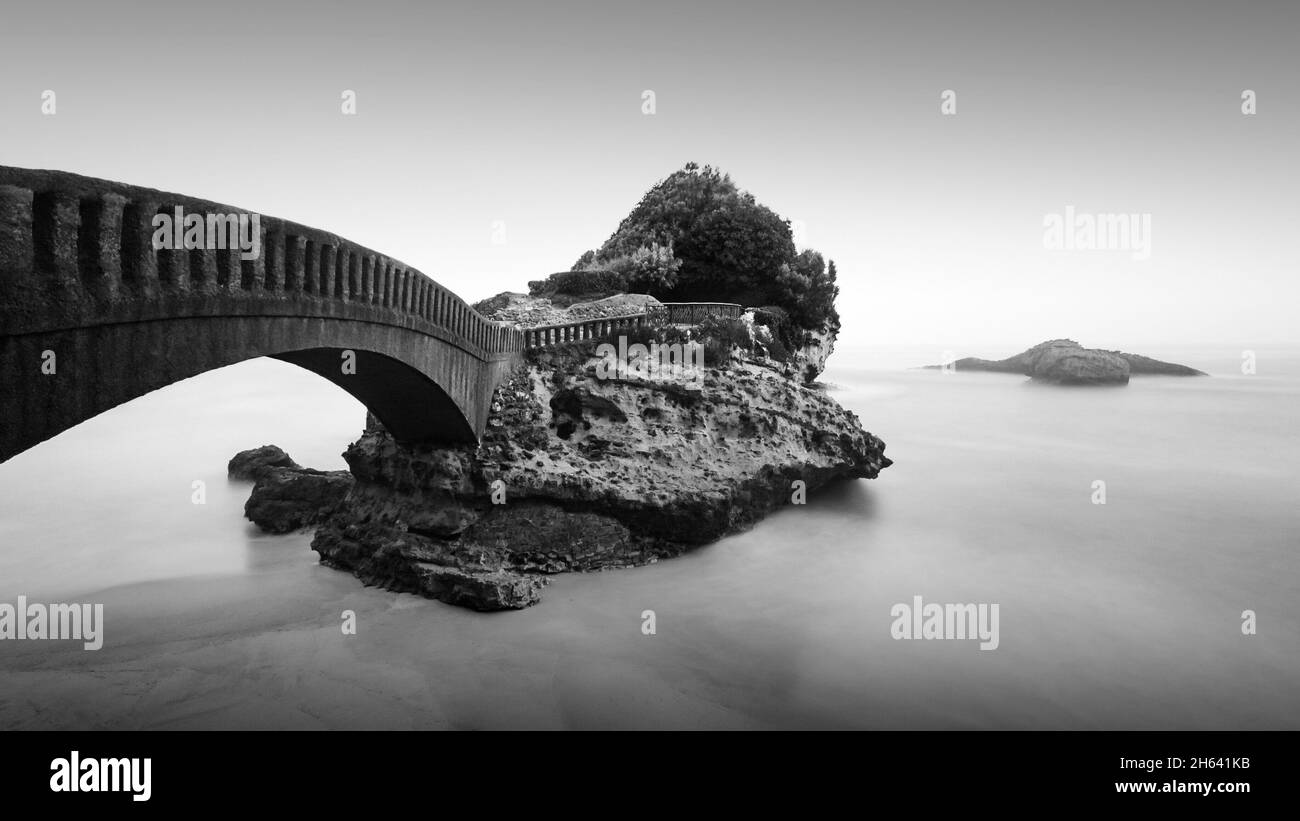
[[0, 167, 524, 464]]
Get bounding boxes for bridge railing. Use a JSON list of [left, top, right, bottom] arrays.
[[522, 302, 746, 350], [0, 167, 522, 358], [523, 312, 649, 349]]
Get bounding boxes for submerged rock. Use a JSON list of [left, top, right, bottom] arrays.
[[929, 339, 1205, 384]]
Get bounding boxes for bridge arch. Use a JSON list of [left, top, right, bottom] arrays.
[[0, 167, 522, 464]]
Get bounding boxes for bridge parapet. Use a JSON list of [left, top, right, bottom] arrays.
[[0, 167, 521, 361], [523, 312, 649, 349], [521, 302, 745, 350]]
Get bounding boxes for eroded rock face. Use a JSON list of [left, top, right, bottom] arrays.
[[795, 326, 837, 383], [741, 310, 837, 384], [415, 565, 547, 612], [304, 345, 890, 611], [931, 339, 1204, 384]]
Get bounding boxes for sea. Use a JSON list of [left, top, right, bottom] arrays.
[[1, 344, 1296, 729]]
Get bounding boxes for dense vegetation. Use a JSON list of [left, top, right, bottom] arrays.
[[532, 163, 840, 336]]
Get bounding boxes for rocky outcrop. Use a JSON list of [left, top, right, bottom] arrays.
[[1027, 341, 1130, 385], [930, 339, 1204, 384], [416, 565, 547, 611], [795, 326, 836, 383], [303, 342, 890, 611], [230, 444, 353, 533], [244, 466, 353, 534], [472, 291, 665, 328], [740, 311, 836, 384], [227, 444, 302, 480], [1108, 351, 1206, 376], [569, 294, 666, 322]]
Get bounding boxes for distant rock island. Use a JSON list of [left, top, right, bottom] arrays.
[[927, 339, 1206, 385]]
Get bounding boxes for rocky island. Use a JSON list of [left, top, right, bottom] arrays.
[[928, 339, 1206, 385], [230, 164, 891, 610]]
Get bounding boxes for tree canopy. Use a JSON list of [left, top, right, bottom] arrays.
[[571, 163, 840, 335]]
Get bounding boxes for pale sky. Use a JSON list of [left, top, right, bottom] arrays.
[[2, 0, 1296, 350]]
